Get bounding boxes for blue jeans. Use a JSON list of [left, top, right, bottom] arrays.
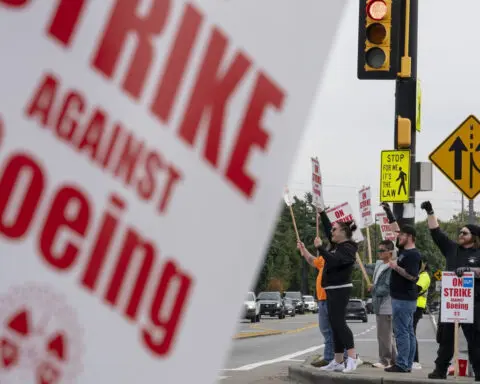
[[392, 298, 417, 370], [318, 300, 334, 361], [318, 300, 348, 361]]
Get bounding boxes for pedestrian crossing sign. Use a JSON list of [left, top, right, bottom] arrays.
[[380, 150, 411, 203]]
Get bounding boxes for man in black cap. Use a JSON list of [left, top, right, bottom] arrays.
[[420, 201, 480, 381], [380, 203, 422, 373]]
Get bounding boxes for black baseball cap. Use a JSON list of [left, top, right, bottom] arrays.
[[396, 224, 416, 239]]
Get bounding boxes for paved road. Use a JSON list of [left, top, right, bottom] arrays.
[[218, 312, 441, 383]]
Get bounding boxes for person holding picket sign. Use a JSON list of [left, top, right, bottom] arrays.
[[420, 200, 480, 381], [298, 220, 359, 373]]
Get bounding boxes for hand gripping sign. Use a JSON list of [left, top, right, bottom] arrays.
[[0, 0, 346, 383]]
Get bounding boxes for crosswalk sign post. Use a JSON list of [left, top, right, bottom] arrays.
[[430, 115, 480, 199], [380, 150, 411, 203]]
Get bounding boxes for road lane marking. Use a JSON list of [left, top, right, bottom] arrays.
[[234, 322, 318, 339], [226, 325, 376, 371]]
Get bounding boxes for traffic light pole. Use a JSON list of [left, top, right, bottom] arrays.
[[393, 0, 419, 228]]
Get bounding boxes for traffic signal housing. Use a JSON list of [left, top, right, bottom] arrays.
[[357, 0, 402, 79], [397, 116, 411, 148]]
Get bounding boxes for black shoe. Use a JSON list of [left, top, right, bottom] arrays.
[[385, 365, 408, 373], [427, 370, 446, 380]]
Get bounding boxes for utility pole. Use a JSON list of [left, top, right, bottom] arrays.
[[392, 0, 419, 228], [469, 199, 475, 224]]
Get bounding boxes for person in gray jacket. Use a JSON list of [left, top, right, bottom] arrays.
[[368, 239, 397, 368]]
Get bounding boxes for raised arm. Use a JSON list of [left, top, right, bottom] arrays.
[[297, 242, 318, 267], [319, 209, 332, 242], [380, 202, 400, 232], [420, 201, 457, 258]]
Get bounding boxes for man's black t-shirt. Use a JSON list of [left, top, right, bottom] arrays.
[[390, 248, 421, 301]]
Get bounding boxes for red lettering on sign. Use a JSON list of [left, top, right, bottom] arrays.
[[0, 0, 30, 7], [47, 0, 87, 46], [226, 74, 283, 197], [151, 4, 202, 123], [92, 0, 172, 100], [0, 150, 193, 357], [25, 74, 183, 215], [443, 288, 471, 297]]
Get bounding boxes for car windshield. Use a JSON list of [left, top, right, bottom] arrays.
[[347, 300, 363, 308], [258, 292, 280, 300], [285, 292, 302, 299], [245, 293, 255, 301], [303, 296, 314, 302]]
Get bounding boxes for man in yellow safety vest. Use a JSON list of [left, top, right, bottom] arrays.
[[412, 258, 431, 370]]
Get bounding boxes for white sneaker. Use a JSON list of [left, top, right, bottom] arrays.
[[343, 357, 357, 373], [412, 362, 422, 370], [372, 362, 386, 368], [356, 354, 363, 367], [320, 360, 345, 372]]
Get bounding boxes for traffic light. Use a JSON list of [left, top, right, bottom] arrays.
[[357, 0, 402, 80], [397, 116, 411, 148]]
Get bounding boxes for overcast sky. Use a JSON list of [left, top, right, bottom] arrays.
[[288, 0, 478, 224]]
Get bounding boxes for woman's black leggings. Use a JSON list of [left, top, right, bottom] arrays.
[[326, 287, 354, 353]]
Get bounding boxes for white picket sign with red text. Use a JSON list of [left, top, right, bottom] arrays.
[[311, 157, 325, 210], [441, 272, 474, 324], [0, 0, 346, 382], [326, 202, 364, 243], [375, 212, 398, 242], [358, 186, 373, 228]]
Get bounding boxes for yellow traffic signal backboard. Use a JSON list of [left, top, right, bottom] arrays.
[[380, 150, 410, 203], [429, 115, 480, 199]]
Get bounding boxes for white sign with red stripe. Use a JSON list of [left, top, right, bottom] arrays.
[[0, 0, 346, 383], [358, 186, 373, 227], [326, 202, 364, 243]]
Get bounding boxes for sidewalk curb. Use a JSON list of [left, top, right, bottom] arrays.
[[288, 364, 459, 384]]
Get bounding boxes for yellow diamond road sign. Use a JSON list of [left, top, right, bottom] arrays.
[[380, 150, 410, 203], [434, 269, 442, 281], [429, 115, 480, 199]]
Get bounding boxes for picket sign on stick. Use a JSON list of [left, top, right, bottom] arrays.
[[440, 271, 475, 377], [454, 320, 459, 377], [316, 208, 320, 238], [284, 188, 300, 243], [358, 186, 373, 263], [365, 227, 373, 264], [356, 253, 371, 286]]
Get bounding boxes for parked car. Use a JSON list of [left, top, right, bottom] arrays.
[[365, 298, 373, 314], [345, 299, 368, 322], [283, 298, 296, 317], [257, 291, 286, 319], [243, 292, 261, 323], [302, 295, 318, 313], [284, 291, 305, 314]]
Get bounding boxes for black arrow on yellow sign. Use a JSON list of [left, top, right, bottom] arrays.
[[449, 136, 467, 180]]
